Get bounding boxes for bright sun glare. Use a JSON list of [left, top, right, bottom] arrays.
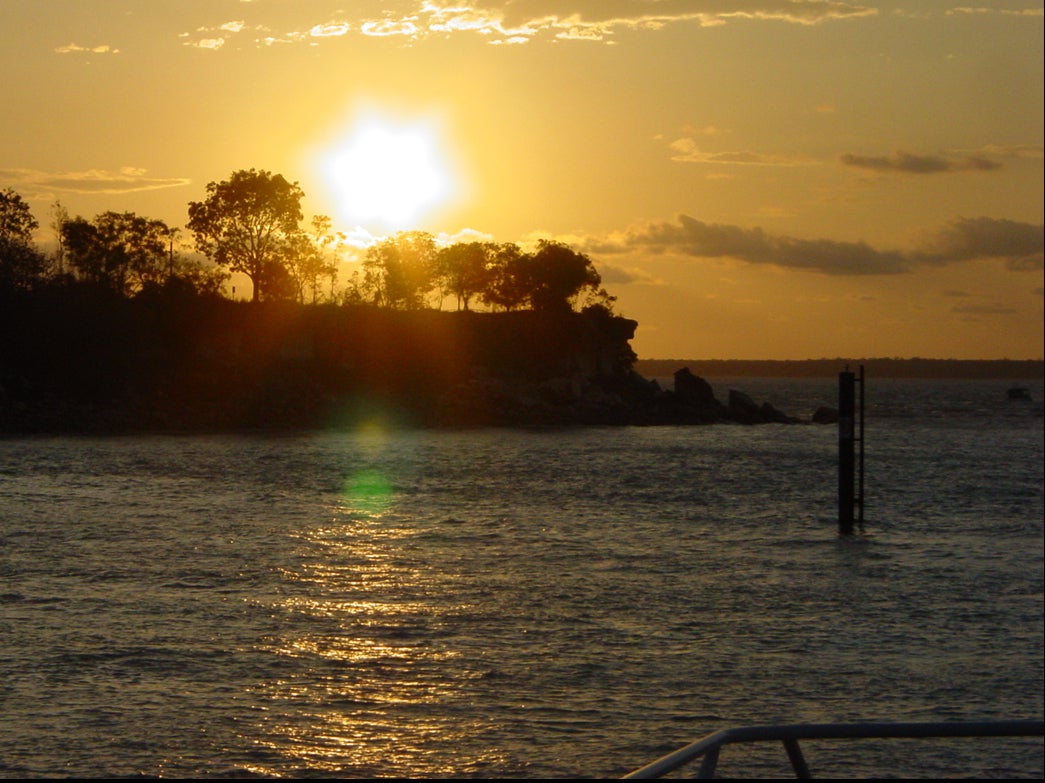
[[320, 110, 456, 233]]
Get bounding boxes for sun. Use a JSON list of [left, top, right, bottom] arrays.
[[319, 109, 457, 233]]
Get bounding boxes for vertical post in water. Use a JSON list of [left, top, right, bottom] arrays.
[[838, 368, 856, 536], [857, 364, 865, 533]]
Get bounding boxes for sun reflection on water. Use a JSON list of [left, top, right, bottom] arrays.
[[245, 452, 503, 777]]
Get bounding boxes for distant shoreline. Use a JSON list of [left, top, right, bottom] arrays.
[[635, 358, 1044, 379]]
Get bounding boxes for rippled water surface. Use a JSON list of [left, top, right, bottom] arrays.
[[1, 379, 1042, 778]]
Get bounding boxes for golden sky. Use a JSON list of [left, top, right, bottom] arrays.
[[2, 0, 1042, 359]]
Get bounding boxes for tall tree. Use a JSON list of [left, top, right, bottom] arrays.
[[0, 187, 38, 245], [436, 241, 491, 311], [50, 200, 69, 276], [479, 242, 529, 311], [525, 239, 605, 313], [0, 188, 49, 291], [62, 211, 170, 296], [284, 215, 339, 304], [362, 231, 437, 309], [187, 169, 304, 302]]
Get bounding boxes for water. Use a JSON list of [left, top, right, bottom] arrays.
[[1, 378, 1041, 778]]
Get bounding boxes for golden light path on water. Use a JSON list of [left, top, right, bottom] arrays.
[[242, 420, 509, 776]]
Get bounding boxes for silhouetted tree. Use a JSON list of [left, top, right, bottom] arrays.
[[187, 169, 304, 303], [62, 211, 169, 296], [362, 231, 437, 309], [259, 257, 297, 302], [50, 200, 69, 276], [0, 188, 49, 292], [284, 215, 339, 304], [436, 241, 491, 310], [525, 239, 605, 313], [135, 230, 227, 299], [1, 187, 37, 245], [479, 242, 529, 311]]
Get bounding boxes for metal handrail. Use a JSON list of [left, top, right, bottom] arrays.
[[622, 719, 1044, 779]]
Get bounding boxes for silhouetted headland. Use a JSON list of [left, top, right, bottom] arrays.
[[0, 288, 815, 433], [636, 357, 1044, 380]]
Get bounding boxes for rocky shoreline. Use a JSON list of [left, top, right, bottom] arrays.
[[1, 296, 830, 434], [0, 364, 831, 434]]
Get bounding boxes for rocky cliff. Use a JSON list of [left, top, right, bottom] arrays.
[[1, 291, 800, 432]]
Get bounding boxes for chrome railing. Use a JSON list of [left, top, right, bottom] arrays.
[[622, 719, 1044, 779]]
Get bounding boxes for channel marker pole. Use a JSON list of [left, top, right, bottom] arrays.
[[838, 366, 865, 535]]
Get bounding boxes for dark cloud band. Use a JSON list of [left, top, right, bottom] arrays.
[[588, 214, 1043, 276]]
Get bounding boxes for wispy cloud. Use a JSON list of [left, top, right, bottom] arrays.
[[947, 6, 1044, 17], [360, 18, 423, 38], [668, 137, 813, 166], [181, 1, 879, 48], [584, 214, 1044, 276], [840, 150, 1003, 174], [976, 143, 1044, 160], [309, 21, 352, 38], [596, 261, 657, 286], [182, 19, 264, 49], [1, 167, 191, 197], [480, 0, 878, 40], [191, 38, 228, 50], [54, 43, 119, 55]]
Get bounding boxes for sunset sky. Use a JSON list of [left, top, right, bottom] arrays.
[[2, 0, 1042, 360]]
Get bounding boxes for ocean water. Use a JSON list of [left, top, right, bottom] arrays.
[[1, 378, 1042, 778]]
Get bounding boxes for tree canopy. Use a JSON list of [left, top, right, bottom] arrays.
[[0, 188, 49, 292], [187, 169, 304, 302], [2, 173, 619, 316], [524, 239, 608, 313], [62, 211, 170, 296], [0, 187, 37, 245], [361, 231, 438, 309]]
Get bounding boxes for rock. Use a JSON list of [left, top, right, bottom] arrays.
[[674, 367, 717, 406], [813, 405, 839, 424], [760, 401, 800, 424], [728, 389, 763, 423]]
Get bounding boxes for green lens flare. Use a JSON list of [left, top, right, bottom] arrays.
[[345, 468, 393, 515]]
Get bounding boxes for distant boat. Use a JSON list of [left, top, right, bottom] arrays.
[[1007, 386, 1031, 401]]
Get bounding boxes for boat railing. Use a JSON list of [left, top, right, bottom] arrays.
[[622, 719, 1044, 779]]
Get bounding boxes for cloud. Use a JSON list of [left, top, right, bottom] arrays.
[[0, 167, 192, 197], [840, 150, 1002, 174], [585, 214, 1044, 276], [976, 143, 1043, 160], [668, 137, 812, 166], [435, 227, 496, 246], [54, 43, 118, 55], [182, 20, 258, 49], [310, 22, 352, 38], [360, 19, 422, 38], [192, 38, 227, 50], [914, 217, 1045, 270], [482, 0, 878, 34], [596, 261, 655, 285], [189, 1, 879, 48], [947, 6, 1044, 17], [590, 215, 910, 274], [430, 1, 879, 43]]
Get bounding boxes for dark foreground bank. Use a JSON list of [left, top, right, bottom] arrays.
[[1, 291, 814, 433]]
